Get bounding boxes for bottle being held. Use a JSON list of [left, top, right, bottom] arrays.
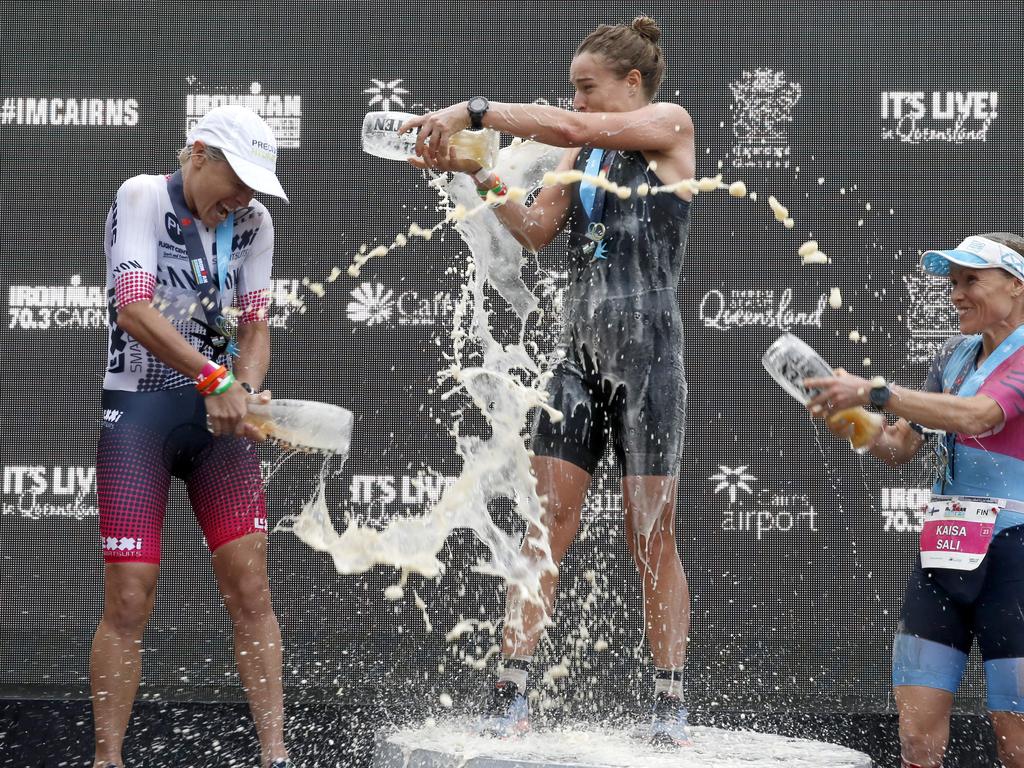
[[762, 333, 883, 454], [361, 110, 500, 169]]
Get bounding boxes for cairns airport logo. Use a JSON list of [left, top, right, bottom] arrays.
[[709, 464, 818, 539], [347, 282, 454, 328]]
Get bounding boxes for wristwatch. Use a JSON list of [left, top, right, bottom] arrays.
[[869, 382, 892, 411], [467, 96, 489, 130]]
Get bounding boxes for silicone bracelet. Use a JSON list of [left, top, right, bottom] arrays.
[[196, 364, 228, 394], [477, 181, 508, 199], [211, 371, 236, 396], [198, 359, 221, 380]]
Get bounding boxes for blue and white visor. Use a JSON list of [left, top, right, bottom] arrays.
[[922, 235, 1024, 282]]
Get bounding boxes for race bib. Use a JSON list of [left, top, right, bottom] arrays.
[[919, 495, 999, 571]]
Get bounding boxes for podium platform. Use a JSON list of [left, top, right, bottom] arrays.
[[373, 720, 873, 768]]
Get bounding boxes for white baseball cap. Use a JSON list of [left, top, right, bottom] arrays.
[[922, 233, 1024, 283], [187, 105, 289, 203]]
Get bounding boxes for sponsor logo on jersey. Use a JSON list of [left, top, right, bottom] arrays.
[[165, 212, 185, 245]]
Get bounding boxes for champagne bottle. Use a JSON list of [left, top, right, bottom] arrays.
[[361, 110, 500, 169]]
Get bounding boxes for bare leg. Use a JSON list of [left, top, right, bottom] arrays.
[[992, 711, 1024, 768], [622, 475, 688, 669], [502, 457, 591, 657], [90, 562, 160, 768], [212, 533, 288, 768], [895, 685, 953, 767]]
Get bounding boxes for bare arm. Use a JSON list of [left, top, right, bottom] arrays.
[[865, 418, 926, 467], [885, 385, 1004, 436], [234, 320, 270, 391], [401, 101, 694, 160], [806, 372, 1006, 437], [116, 300, 253, 436], [116, 300, 209, 379], [487, 150, 577, 252], [483, 101, 693, 152], [409, 147, 578, 253]]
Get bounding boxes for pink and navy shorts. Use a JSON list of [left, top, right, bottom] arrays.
[[96, 387, 267, 564]]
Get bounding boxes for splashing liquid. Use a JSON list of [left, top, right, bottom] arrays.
[[282, 140, 566, 622]]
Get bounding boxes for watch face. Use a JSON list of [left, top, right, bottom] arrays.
[[468, 96, 488, 114]]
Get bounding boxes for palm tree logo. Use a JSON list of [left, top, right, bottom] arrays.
[[709, 465, 757, 504], [364, 78, 410, 112]]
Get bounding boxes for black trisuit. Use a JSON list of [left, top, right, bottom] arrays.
[[531, 146, 691, 477]]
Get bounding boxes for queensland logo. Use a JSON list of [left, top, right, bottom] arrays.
[[880, 91, 998, 144], [364, 78, 410, 111], [186, 81, 301, 148], [164, 212, 185, 245], [729, 69, 801, 170], [699, 288, 827, 332]]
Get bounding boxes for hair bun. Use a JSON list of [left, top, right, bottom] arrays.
[[631, 15, 661, 43]]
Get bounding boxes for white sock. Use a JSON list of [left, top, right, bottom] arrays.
[[654, 667, 684, 698], [497, 656, 532, 690]]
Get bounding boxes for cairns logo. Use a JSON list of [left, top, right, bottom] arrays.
[[347, 282, 454, 328], [729, 69, 801, 170], [880, 91, 998, 144], [186, 81, 301, 148]]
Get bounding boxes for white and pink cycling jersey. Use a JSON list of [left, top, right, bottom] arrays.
[[103, 173, 273, 392]]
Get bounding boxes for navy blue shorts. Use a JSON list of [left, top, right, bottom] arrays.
[[96, 388, 266, 564], [892, 523, 1024, 712]]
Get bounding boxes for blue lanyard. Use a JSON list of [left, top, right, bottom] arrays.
[[166, 170, 237, 355], [937, 325, 1024, 487], [579, 148, 617, 261]]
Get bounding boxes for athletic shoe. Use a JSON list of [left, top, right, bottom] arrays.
[[477, 680, 529, 738], [649, 691, 692, 747]]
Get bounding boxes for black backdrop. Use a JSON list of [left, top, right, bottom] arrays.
[[1, 0, 1022, 716]]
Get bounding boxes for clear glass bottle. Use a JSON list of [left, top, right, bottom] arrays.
[[361, 110, 500, 169], [762, 333, 883, 453]]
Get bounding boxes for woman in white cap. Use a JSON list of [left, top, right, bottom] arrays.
[[805, 233, 1024, 768], [91, 105, 294, 768]]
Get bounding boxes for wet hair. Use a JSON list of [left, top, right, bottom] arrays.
[[177, 144, 228, 167], [980, 232, 1024, 259], [575, 15, 666, 100]]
